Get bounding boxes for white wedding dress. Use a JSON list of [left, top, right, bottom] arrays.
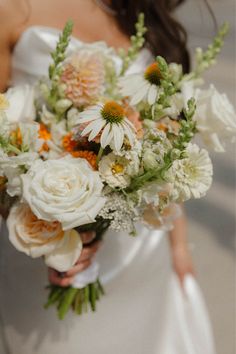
[[0, 27, 216, 354]]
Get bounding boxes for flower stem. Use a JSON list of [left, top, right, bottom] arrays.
[[96, 147, 104, 165]]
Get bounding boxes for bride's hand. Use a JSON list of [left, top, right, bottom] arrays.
[[48, 231, 101, 287], [171, 246, 195, 287]]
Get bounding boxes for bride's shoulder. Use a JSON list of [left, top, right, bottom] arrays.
[[0, 1, 28, 47]]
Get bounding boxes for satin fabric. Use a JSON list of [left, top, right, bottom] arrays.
[[0, 26, 216, 354]]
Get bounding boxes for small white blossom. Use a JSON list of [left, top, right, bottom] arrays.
[[99, 147, 140, 189]]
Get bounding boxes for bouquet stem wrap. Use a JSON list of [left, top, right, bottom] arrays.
[[44, 218, 110, 319]]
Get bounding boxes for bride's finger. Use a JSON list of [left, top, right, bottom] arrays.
[[48, 268, 74, 287], [78, 240, 102, 261], [65, 259, 92, 277], [80, 231, 96, 244]]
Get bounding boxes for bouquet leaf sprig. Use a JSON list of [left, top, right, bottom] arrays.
[[184, 22, 229, 81], [46, 20, 73, 111], [151, 56, 178, 119], [127, 98, 197, 193], [119, 13, 147, 75]]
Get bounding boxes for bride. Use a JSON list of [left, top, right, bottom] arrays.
[[0, 0, 215, 353]]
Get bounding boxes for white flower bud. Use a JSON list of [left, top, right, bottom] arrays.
[[143, 119, 156, 129], [57, 83, 67, 98], [143, 149, 158, 170], [169, 63, 183, 83], [55, 99, 72, 114]]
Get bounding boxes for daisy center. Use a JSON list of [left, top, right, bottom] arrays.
[[144, 63, 162, 85], [0, 94, 9, 110], [101, 101, 125, 124], [112, 163, 124, 174]]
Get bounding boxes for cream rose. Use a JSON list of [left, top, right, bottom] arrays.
[[21, 156, 106, 230], [7, 203, 82, 272]]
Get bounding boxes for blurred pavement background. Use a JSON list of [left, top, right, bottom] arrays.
[[177, 1, 236, 353]]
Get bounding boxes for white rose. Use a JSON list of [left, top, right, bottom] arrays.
[[21, 156, 105, 230], [0, 151, 39, 196], [193, 85, 236, 152], [7, 203, 82, 272], [5, 85, 36, 123]]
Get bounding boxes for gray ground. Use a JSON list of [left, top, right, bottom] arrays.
[[177, 1, 236, 353]]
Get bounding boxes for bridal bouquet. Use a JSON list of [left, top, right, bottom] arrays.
[[0, 16, 235, 319]]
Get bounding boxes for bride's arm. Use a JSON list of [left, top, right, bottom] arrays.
[[169, 208, 195, 286], [0, 3, 16, 92], [0, 31, 11, 92]]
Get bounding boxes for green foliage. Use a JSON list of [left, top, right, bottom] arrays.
[[184, 23, 229, 81], [0, 135, 22, 155], [126, 98, 197, 193], [119, 13, 147, 75], [46, 20, 73, 114]]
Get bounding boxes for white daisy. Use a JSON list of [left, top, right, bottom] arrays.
[[119, 62, 162, 106], [167, 143, 213, 202], [76, 101, 136, 151]]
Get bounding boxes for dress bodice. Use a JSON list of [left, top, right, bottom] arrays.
[[11, 26, 153, 86]]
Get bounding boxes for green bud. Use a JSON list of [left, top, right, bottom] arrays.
[[143, 149, 159, 170], [55, 99, 72, 114], [143, 119, 156, 129], [170, 149, 181, 160]]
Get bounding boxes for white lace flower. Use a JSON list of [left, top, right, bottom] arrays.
[[75, 101, 136, 151], [167, 143, 213, 202], [119, 62, 162, 106], [98, 193, 138, 233]]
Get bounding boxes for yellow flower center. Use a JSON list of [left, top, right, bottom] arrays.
[[10, 128, 22, 147], [144, 63, 162, 85], [101, 101, 125, 124], [0, 94, 9, 111], [112, 163, 124, 174]]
